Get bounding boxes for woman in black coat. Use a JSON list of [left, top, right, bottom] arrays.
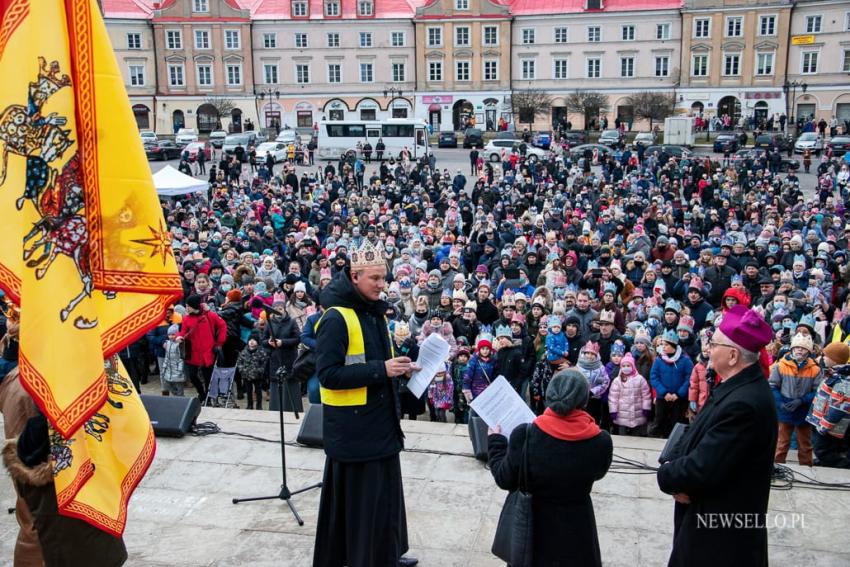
[[488, 369, 613, 567], [263, 300, 301, 411]]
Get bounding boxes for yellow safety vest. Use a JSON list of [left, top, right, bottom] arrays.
[[316, 306, 394, 407]]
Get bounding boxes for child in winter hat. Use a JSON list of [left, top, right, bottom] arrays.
[[608, 353, 652, 435], [545, 315, 569, 364], [577, 341, 611, 426]]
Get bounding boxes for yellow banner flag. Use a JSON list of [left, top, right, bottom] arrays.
[[0, 0, 182, 535]]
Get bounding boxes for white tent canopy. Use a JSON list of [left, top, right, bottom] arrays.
[[152, 165, 208, 197]]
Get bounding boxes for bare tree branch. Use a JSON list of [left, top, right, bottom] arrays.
[[203, 96, 236, 129], [622, 91, 677, 130], [511, 89, 554, 130], [563, 90, 610, 131]]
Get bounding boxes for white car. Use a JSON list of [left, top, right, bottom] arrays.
[[794, 132, 824, 155], [175, 128, 198, 146], [254, 141, 288, 163], [208, 130, 227, 149], [275, 129, 299, 144], [140, 130, 157, 144], [633, 132, 656, 147], [484, 140, 546, 162]]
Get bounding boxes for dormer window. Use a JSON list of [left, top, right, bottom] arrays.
[[586, 0, 602, 9], [325, 0, 340, 16], [358, 0, 374, 16], [292, 0, 307, 17]]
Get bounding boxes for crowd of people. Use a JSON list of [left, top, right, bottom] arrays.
[[14, 123, 849, 469]]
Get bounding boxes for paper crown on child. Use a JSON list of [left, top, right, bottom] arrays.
[[603, 281, 618, 295], [661, 329, 680, 345], [581, 341, 600, 355], [350, 239, 385, 269], [688, 276, 705, 294], [677, 315, 695, 334], [793, 254, 806, 268], [476, 333, 494, 351], [453, 288, 467, 301], [797, 314, 817, 332], [547, 315, 563, 329], [394, 321, 411, 339], [495, 324, 513, 339], [664, 298, 681, 314]]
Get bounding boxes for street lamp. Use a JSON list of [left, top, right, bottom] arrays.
[[782, 80, 808, 135], [383, 87, 404, 118], [254, 88, 281, 133]]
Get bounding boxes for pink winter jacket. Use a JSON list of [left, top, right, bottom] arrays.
[[608, 373, 652, 429], [688, 361, 710, 410]]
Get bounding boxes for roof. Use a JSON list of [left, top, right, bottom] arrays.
[[509, 0, 682, 14], [102, 0, 153, 18], [252, 0, 420, 19]]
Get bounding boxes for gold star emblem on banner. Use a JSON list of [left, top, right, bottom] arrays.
[[131, 220, 174, 265]]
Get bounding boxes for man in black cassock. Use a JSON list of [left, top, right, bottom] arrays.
[[313, 240, 419, 567]]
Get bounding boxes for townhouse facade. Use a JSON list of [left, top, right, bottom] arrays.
[[105, 0, 850, 135]]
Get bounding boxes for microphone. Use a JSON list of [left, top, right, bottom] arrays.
[[251, 298, 286, 317]]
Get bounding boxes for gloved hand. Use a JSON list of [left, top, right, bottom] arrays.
[[609, 412, 618, 422], [782, 398, 803, 412], [689, 401, 698, 412], [642, 410, 651, 419]]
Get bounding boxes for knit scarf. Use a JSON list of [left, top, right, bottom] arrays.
[[534, 408, 601, 441], [578, 356, 603, 371], [661, 346, 683, 364]]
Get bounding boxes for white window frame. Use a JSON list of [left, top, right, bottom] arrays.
[[759, 15, 776, 36], [723, 52, 741, 76], [292, 0, 308, 16], [295, 33, 308, 48], [263, 63, 279, 84], [126, 32, 141, 50], [621, 25, 635, 41], [166, 30, 182, 50], [295, 64, 310, 84], [325, 0, 340, 16], [483, 25, 498, 46], [692, 54, 708, 77], [846, 12, 850, 31], [456, 59, 470, 82], [655, 55, 670, 77], [587, 26, 601, 42], [327, 63, 342, 83], [522, 28, 535, 45], [455, 26, 470, 47], [196, 64, 213, 87], [801, 50, 819, 74], [168, 63, 185, 86], [193, 0, 208, 12], [455, 0, 469, 9], [620, 56, 635, 78], [359, 62, 374, 83], [262, 33, 277, 48], [194, 29, 210, 50], [805, 15, 822, 34], [521, 58, 536, 80], [391, 31, 406, 47], [843, 49, 850, 73], [726, 16, 743, 38], [428, 60, 443, 82], [554, 27, 568, 43], [694, 18, 711, 39], [359, 32, 373, 48], [586, 57, 601, 78], [128, 64, 145, 87], [427, 27, 443, 47], [553, 58, 568, 79], [656, 22, 671, 40], [392, 62, 406, 82], [226, 63, 243, 86], [224, 30, 241, 50], [755, 52, 774, 76], [483, 59, 499, 81], [327, 33, 340, 48], [358, 0, 374, 16]]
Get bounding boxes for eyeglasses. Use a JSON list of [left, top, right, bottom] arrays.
[[708, 340, 738, 351]]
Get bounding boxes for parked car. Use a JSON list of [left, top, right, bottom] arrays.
[[223, 132, 258, 156], [794, 132, 824, 155], [174, 128, 198, 146], [599, 129, 625, 147], [208, 130, 227, 149], [828, 136, 850, 158], [275, 129, 299, 144], [483, 140, 546, 162], [139, 130, 157, 144], [568, 144, 613, 160], [462, 127, 484, 149], [438, 131, 458, 148], [633, 131, 656, 148], [754, 133, 793, 151], [245, 130, 267, 143], [643, 145, 692, 159], [183, 141, 211, 162], [713, 133, 740, 153], [735, 149, 800, 172], [560, 131, 588, 145], [254, 141, 288, 163], [531, 131, 552, 150], [144, 140, 182, 161]]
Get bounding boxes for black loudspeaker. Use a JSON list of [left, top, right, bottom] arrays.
[[296, 404, 323, 447], [141, 395, 201, 438], [468, 413, 489, 461]]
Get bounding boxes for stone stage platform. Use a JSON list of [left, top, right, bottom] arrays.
[[2, 407, 849, 566]]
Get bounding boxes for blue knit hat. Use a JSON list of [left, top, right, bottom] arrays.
[[611, 340, 626, 357], [547, 315, 562, 329]]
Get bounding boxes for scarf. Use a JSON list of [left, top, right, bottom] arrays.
[[578, 356, 603, 371], [534, 408, 601, 441], [661, 346, 682, 364]]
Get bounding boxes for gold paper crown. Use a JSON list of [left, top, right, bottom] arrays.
[[350, 239, 386, 269]]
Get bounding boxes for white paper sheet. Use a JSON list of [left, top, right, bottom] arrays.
[[406, 333, 451, 399], [469, 375, 536, 440]]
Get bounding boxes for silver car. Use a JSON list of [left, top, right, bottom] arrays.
[[633, 132, 656, 147], [794, 132, 824, 155]]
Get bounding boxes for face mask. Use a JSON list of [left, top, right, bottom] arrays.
[[221, 283, 232, 293], [769, 244, 779, 253]]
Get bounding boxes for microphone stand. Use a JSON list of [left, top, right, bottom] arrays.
[[232, 307, 321, 525]]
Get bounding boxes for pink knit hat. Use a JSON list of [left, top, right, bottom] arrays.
[[619, 353, 637, 376], [718, 305, 772, 353]]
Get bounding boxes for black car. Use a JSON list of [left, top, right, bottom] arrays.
[[713, 133, 739, 153], [736, 149, 800, 172], [437, 131, 458, 148], [644, 145, 692, 159], [462, 127, 484, 149], [754, 133, 793, 151], [145, 140, 182, 161], [828, 136, 850, 158], [560, 130, 588, 145]]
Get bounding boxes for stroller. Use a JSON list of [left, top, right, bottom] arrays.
[[205, 363, 238, 408]]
